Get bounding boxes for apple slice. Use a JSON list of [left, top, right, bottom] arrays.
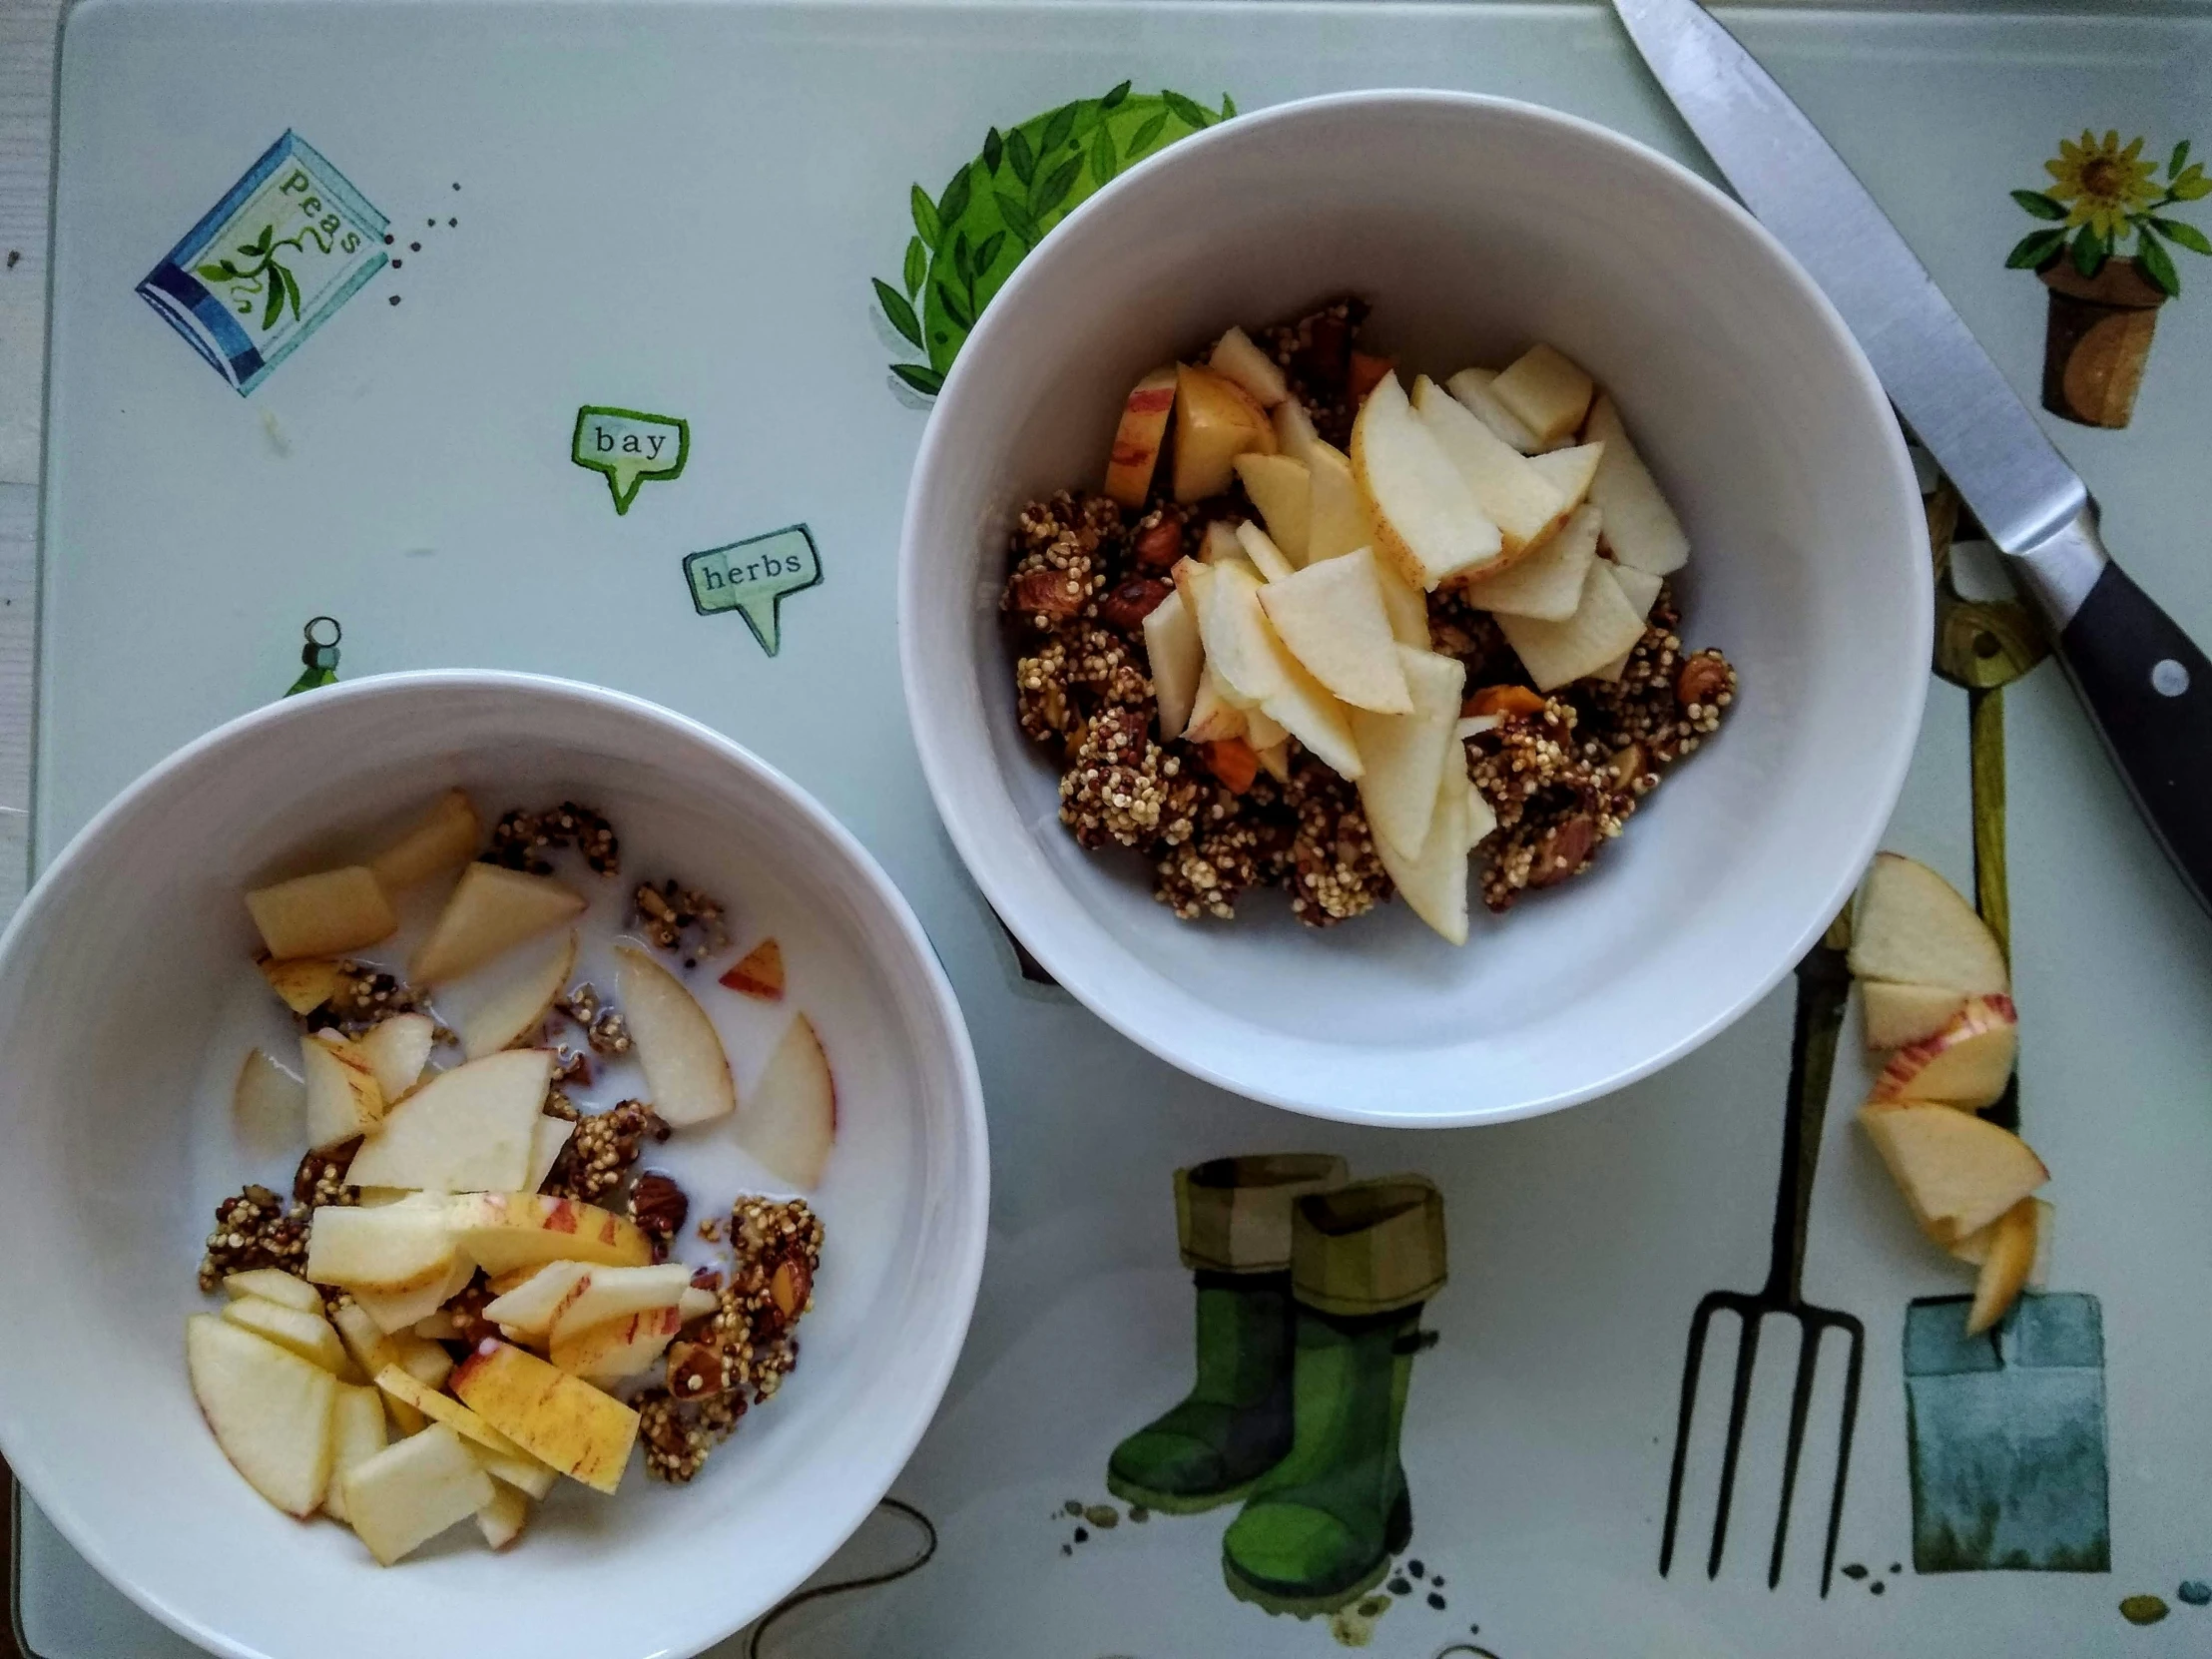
[[1870, 994, 2018, 1110], [222, 1296, 355, 1378], [466, 1438, 559, 1500], [1103, 365, 1178, 509], [352, 1255, 474, 1336], [375, 1366, 539, 1463], [1173, 363, 1277, 502], [678, 1286, 719, 1324], [1459, 505, 1600, 623], [616, 945, 739, 1127], [1863, 981, 1970, 1050], [1965, 1197, 2039, 1336], [1304, 442, 1374, 565], [246, 866, 397, 962], [1489, 344, 1594, 444], [1410, 374, 1569, 558], [1235, 454, 1313, 565], [1372, 757, 1470, 945], [258, 955, 344, 1015], [483, 1260, 595, 1341], [367, 791, 484, 892], [186, 1314, 336, 1517], [1259, 649, 1364, 781], [448, 1192, 655, 1275], [524, 1113, 573, 1193], [1272, 398, 1321, 461], [1583, 394, 1690, 575], [342, 1048, 553, 1193], [322, 1382, 388, 1523], [305, 1201, 458, 1295], [233, 1047, 305, 1157], [548, 1264, 695, 1345], [551, 1306, 686, 1383], [740, 1012, 838, 1188], [1495, 559, 1646, 691], [1257, 547, 1414, 714], [1352, 372, 1501, 591], [460, 931, 578, 1060], [341, 1423, 496, 1566], [1234, 520, 1298, 584], [1182, 663, 1249, 745], [355, 1013, 436, 1104], [719, 937, 786, 1001], [1197, 519, 1245, 569], [1182, 558, 1286, 710], [1859, 1102, 2048, 1242], [412, 863, 586, 985], [1209, 324, 1290, 408], [1525, 442, 1604, 516], [475, 1481, 532, 1550], [329, 1306, 450, 1433], [1372, 555, 1431, 649], [301, 1031, 386, 1151], [1948, 1196, 2052, 1270], [1350, 647, 1467, 861], [224, 1268, 323, 1315], [1244, 704, 1288, 751], [451, 1340, 641, 1494], [1140, 587, 1204, 744], [1592, 562, 1664, 682], [1849, 852, 2010, 995], [1444, 367, 1543, 454]]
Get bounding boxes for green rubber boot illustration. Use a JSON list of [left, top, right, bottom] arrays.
[[1107, 1154, 1348, 1515], [284, 616, 341, 697], [1222, 1177, 1446, 1617]]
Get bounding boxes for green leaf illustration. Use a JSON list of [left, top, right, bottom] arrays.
[[1128, 111, 1170, 154], [1221, 93, 1238, 118], [261, 274, 284, 330], [2136, 229, 2181, 295], [983, 127, 1003, 176], [996, 190, 1042, 248], [936, 277, 976, 331], [2172, 164, 2210, 201], [891, 362, 945, 395], [1102, 80, 1131, 110], [2171, 139, 2192, 180], [2010, 189, 2068, 222], [903, 236, 927, 297], [951, 230, 974, 288], [938, 164, 973, 229], [1162, 91, 1212, 130], [1090, 123, 1117, 185], [2149, 216, 2212, 256], [874, 277, 925, 348], [2069, 224, 2107, 277], [910, 184, 941, 251], [2004, 228, 2068, 270], [195, 262, 234, 282], [279, 262, 302, 320], [973, 231, 1006, 277], [1033, 155, 1084, 216], [1006, 127, 1037, 187], [1041, 102, 1078, 155]]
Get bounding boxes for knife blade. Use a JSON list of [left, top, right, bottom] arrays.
[[1611, 0, 2212, 915]]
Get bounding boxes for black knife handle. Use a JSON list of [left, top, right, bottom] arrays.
[[2057, 558, 2212, 912]]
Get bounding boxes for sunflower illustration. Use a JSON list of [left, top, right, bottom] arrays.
[[2009, 131, 2209, 294], [2045, 132, 2160, 240]]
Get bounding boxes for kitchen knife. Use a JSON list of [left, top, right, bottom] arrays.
[[1611, 0, 2212, 915]]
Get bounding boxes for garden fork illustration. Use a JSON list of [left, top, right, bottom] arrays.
[[1660, 912, 1862, 1596]]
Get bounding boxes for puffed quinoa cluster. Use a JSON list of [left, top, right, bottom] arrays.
[[540, 1098, 669, 1207], [556, 981, 633, 1056], [483, 802, 620, 876], [197, 1184, 309, 1291], [303, 963, 425, 1036], [632, 879, 731, 966]]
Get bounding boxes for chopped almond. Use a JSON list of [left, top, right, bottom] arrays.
[[719, 937, 786, 1000]]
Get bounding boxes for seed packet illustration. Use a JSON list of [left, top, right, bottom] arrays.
[[137, 131, 388, 395]]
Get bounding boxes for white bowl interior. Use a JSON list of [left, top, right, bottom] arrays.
[[903, 92, 1928, 1124], [0, 674, 985, 1659]]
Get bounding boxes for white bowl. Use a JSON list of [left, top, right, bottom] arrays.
[[0, 672, 987, 1659], [900, 91, 1929, 1126]]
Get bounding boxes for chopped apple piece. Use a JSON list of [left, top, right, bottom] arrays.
[[460, 931, 578, 1060], [1234, 520, 1298, 584], [1859, 1102, 2048, 1243], [1235, 454, 1313, 565], [1260, 653, 1364, 781], [475, 1481, 532, 1550], [329, 1306, 449, 1431], [1445, 367, 1543, 454], [1870, 994, 2018, 1110], [1103, 365, 1178, 509], [367, 791, 483, 892], [451, 1340, 640, 1494], [322, 1382, 388, 1523], [1352, 373, 1501, 590], [301, 1031, 386, 1151], [1863, 981, 1970, 1050], [246, 866, 396, 961], [467, 1439, 559, 1499], [1849, 852, 2010, 996], [1350, 648, 1467, 860], [1373, 759, 1470, 945], [482, 1260, 595, 1341], [305, 1202, 458, 1296], [1372, 556, 1431, 649], [224, 1268, 322, 1314], [1592, 562, 1665, 682], [1244, 704, 1288, 751], [232, 1047, 305, 1157], [547, 1264, 694, 1345], [411, 863, 586, 984], [222, 1296, 355, 1378], [1173, 363, 1276, 502], [1181, 662, 1249, 745], [1410, 374, 1569, 558], [1948, 1196, 2052, 1274], [678, 1286, 719, 1324], [1966, 1197, 2039, 1336], [257, 954, 344, 1015], [1198, 519, 1245, 568], [1182, 557, 1284, 708], [1304, 442, 1373, 565], [524, 1113, 573, 1194], [551, 1306, 686, 1383], [353, 1256, 474, 1335], [1272, 398, 1321, 461], [447, 1192, 655, 1275], [1460, 505, 1600, 623], [1525, 442, 1604, 515], [1490, 344, 1594, 445], [1583, 394, 1690, 575], [1495, 559, 1646, 691], [341, 1423, 496, 1566], [354, 1012, 436, 1105], [375, 1365, 536, 1462], [616, 945, 738, 1127], [1209, 324, 1291, 407], [739, 1013, 838, 1188], [342, 1048, 553, 1193], [1257, 548, 1413, 714], [1141, 587, 1204, 744], [186, 1314, 336, 1518], [719, 937, 786, 1000]]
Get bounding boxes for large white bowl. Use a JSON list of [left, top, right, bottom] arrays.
[[0, 672, 987, 1659], [901, 91, 1929, 1126]]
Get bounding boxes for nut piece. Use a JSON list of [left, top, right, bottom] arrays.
[[1675, 653, 1734, 711], [1097, 576, 1173, 634], [1131, 508, 1185, 571], [1467, 685, 1548, 719], [1527, 814, 1599, 888], [770, 1259, 813, 1323], [1008, 567, 1088, 623], [628, 1171, 690, 1238]]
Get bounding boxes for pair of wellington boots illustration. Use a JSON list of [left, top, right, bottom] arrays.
[[1107, 1155, 1446, 1616]]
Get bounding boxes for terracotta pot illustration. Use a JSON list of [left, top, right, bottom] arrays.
[[2037, 256, 2167, 428]]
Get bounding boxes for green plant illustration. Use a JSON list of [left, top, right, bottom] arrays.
[[197, 221, 333, 330], [283, 616, 340, 697], [2008, 131, 2209, 295], [875, 83, 1236, 395]]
